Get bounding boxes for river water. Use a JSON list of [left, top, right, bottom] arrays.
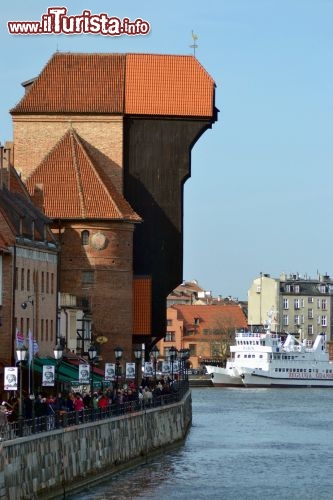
[[69, 387, 333, 500]]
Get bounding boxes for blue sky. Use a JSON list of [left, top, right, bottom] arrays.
[[1, 1, 333, 300]]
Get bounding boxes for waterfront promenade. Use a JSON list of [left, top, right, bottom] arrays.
[[0, 382, 191, 499]]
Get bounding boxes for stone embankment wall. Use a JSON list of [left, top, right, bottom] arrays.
[[0, 392, 192, 500]]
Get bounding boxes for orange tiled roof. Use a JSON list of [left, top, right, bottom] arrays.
[[172, 304, 248, 331], [12, 53, 126, 114], [11, 52, 215, 118], [133, 277, 152, 335], [25, 128, 141, 221]]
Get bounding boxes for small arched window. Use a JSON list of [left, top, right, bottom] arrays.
[[81, 230, 90, 245]]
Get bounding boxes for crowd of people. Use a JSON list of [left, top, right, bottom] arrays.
[[0, 374, 181, 425]]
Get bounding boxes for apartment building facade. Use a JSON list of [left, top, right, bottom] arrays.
[[248, 272, 333, 340]]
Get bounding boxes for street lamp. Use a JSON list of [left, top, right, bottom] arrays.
[[16, 345, 28, 435], [53, 342, 64, 396], [133, 345, 142, 389], [88, 343, 98, 394], [169, 346, 177, 380], [150, 345, 160, 381], [180, 348, 190, 380], [114, 346, 123, 391]]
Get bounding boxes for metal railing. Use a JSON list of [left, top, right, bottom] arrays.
[[0, 380, 189, 442]]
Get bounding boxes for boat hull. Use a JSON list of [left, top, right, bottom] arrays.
[[241, 371, 333, 388], [206, 366, 243, 387]]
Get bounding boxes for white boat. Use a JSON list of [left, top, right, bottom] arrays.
[[205, 363, 243, 387], [206, 328, 333, 388]]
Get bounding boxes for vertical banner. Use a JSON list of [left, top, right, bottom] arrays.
[[162, 361, 171, 375], [173, 360, 180, 374], [126, 362, 136, 379], [42, 365, 55, 386], [104, 363, 115, 381], [4, 367, 18, 391], [144, 361, 154, 377], [79, 364, 90, 384]]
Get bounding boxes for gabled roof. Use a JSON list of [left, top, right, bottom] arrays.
[[25, 128, 141, 221], [11, 52, 216, 118], [0, 184, 56, 244], [172, 304, 248, 331]]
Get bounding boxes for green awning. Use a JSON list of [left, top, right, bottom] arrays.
[[32, 357, 105, 386]]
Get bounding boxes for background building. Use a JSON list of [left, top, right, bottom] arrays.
[[248, 272, 333, 341]]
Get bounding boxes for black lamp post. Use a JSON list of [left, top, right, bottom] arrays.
[[133, 345, 142, 389], [88, 343, 98, 394], [179, 349, 186, 380], [151, 345, 160, 382], [53, 342, 64, 396], [114, 346, 123, 391], [182, 348, 190, 380], [169, 346, 177, 380], [16, 345, 28, 435]]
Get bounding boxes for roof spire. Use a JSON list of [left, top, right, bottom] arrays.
[[190, 30, 198, 57]]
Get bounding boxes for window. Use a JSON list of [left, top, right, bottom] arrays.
[[27, 269, 30, 291], [308, 325, 313, 335], [320, 285, 326, 293], [21, 269, 24, 291], [15, 267, 18, 290], [308, 297, 313, 303], [81, 230, 90, 245], [321, 316, 327, 327], [165, 332, 175, 342], [82, 271, 94, 284], [41, 271, 44, 293], [50, 320, 54, 342], [166, 319, 172, 326], [282, 315, 289, 326], [294, 285, 300, 293], [294, 315, 300, 325], [51, 273, 54, 294], [283, 298, 289, 309], [322, 299, 327, 310], [194, 317, 200, 325], [285, 285, 291, 292], [294, 299, 300, 310], [46, 319, 49, 341], [46, 272, 49, 294], [41, 319, 44, 341], [308, 309, 313, 319], [189, 344, 197, 356]]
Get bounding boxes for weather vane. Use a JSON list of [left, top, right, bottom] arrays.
[[190, 30, 198, 57]]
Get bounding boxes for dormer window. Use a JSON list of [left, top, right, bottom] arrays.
[[194, 317, 200, 326]]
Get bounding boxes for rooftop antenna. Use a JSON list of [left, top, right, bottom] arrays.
[[190, 30, 198, 57]]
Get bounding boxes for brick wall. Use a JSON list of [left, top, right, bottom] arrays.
[[57, 221, 135, 362], [12, 115, 124, 192]]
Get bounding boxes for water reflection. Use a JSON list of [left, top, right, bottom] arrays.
[[69, 388, 333, 500]]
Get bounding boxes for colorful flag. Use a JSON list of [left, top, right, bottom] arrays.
[[27, 329, 39, 365], [15, 328, 25, 348]]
